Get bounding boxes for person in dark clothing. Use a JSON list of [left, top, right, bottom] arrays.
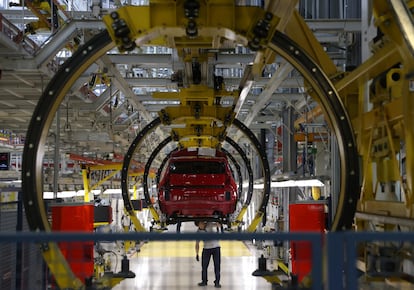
[[195, 221, 221, 288]]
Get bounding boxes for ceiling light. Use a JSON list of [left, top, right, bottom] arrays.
[[246, 178, 325, 189], [271, 179, 325, 187]]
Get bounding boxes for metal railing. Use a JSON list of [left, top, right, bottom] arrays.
[[1, 230, 413, 290]]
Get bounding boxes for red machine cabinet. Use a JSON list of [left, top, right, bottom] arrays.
[[289, 202, 325, 283], [51, 203, 94, 281]]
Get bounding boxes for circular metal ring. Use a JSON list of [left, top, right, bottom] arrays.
[[269, 31, 360, 230]]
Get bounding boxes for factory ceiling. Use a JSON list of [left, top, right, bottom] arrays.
[[0, 3, 360, 165]]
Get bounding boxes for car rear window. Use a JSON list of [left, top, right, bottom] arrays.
[[169, 161, 225, 174]]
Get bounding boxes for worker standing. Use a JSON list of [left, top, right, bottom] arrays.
[[195, 221, 221, 288]]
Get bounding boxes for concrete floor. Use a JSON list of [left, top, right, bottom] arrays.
[[111, 222, 274, 290]]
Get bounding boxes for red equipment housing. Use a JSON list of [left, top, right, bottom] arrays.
[[157, 148, 238, 220], [289, 203, 326, 283]]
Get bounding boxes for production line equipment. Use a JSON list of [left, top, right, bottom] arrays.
[[20, 0, 414, 289], [21, 1, 359, 289]]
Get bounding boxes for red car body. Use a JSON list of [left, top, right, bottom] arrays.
[[157, 149, 238, 220]]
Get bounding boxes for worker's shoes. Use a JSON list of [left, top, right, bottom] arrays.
[[197, 282, 207, 287], [214, 282, 222, 288]]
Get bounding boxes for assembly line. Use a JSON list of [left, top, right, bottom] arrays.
[[0, 0, 414, 289]]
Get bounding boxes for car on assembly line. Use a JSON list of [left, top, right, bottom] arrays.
[[157, 148, 238, 223]]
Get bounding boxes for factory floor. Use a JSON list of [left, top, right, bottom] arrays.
[[111, 222, 277, 290], [106, 221, 409, 290]]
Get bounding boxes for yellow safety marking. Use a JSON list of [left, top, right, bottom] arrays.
[[136, 240, 252, 258]]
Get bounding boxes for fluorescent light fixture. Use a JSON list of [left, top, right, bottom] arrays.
[[43, 191, 54, 199], [253, 183, 265, 189], [43, 191, 77, 199], [76, 189, 101, 196], [1, 179, 22, 184], [271, 179, 325, 188], [246, 178, 325, 189], [43, 189, 103, 199], [103, 188, 122, 194], [58, 191, 77, 198], [103, 188, 138, 195]]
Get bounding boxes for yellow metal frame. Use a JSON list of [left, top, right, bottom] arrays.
[[352, 1, 414, 223], [81, 163, 154, 234], [102, 4, 278, 50], [42, 242, 84, 289], [23, 0, 69, 34], [275, 0, 414, 230], [81, 164, 121, 202], [156, 85, 236, 149], [102, 2, 286, 237], [96, 1, 414, 287], [232, 205, 247, 227]]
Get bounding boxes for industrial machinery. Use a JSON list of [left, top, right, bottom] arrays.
[[16, 0, 414, 289]]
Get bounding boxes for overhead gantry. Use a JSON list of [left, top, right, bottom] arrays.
[[98, 0, 359, 232], [20, 0, 414, 288], [119, 86, 271, 231]]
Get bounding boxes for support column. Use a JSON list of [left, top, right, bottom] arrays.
[[282, 106, 297, 263]]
